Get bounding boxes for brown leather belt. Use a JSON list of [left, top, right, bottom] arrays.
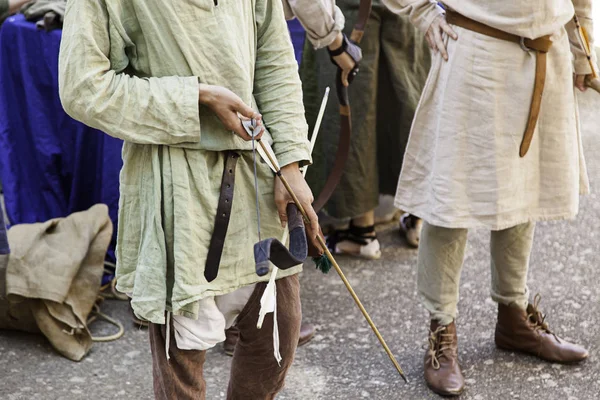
[[445, 10, 553, 157], [204, 151, 239, 283]]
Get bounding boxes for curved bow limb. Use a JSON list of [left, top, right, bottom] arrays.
[[312, 70, 352, 212], [254, 203, 309, 276], [312, 0, 372, 213]]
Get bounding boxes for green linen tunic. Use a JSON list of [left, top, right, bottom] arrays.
[[58, 0, 311, 324]]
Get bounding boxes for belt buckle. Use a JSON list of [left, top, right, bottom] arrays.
[[520, 37, 532, 52]]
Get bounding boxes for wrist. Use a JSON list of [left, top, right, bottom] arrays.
[[328, 32, 344, 52], [198, 83, 215, 106], [281, 162, 300, 174]]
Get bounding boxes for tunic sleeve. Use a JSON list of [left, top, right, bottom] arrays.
[[381, 0, 443, 34], [254, 0, 311, 167], [58, 0, 201, 145], [567, 0, 596, 75], [283, 0, 345, 49]]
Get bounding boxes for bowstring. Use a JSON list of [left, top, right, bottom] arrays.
[[247, 119, 269, 261], [251, 124, 262, 243]]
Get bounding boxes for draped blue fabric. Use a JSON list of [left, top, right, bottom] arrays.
[[0, 15, 305, 264], [287, 18, 306, 65], [0, 15, 122, 261]]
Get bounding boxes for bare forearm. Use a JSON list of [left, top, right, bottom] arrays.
[[8, 0, 29, 14], [327, 32, 343, 51]]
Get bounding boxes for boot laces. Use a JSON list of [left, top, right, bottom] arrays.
[[427, 326, 455, 370], [526, 294, 561, 343]]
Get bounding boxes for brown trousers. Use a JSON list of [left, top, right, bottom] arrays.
[[149, 275, 302, 400]]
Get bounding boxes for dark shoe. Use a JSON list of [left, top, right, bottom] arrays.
[[223, 325, 239, 356], [495, 294, 588, 363], [223, 323, 316, 356], [298, 323, 316, 346], [326, 223, 381, 260], [424, 321, 465, 397], [400, 213, 422, 248]]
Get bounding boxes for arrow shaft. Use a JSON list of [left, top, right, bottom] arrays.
[[257, 139, 408, 382]]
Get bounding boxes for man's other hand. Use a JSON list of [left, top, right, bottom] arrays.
[[426, 15, 458, 61], [575, 74, 588, 92], [274, 163, 320, 251], [328, 33, 359, 87]]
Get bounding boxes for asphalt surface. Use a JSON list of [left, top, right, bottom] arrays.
[[2, 92, 600, 400]]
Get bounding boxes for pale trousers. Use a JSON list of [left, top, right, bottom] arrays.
[[418, 221, 536, 326]]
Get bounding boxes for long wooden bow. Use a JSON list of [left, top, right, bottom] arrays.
[[312, 1, 373, 212]]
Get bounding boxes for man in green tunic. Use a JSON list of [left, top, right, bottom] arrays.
[[59, 0, 319, 398]]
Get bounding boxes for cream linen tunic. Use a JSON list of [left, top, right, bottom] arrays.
[[59, 0, 311, 324], [384, 0, 595, 230]]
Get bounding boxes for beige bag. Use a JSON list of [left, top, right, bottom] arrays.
[[0, 204, 113, 361]]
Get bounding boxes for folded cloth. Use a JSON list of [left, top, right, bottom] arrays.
[[21, 0, 65, 31], [0, 204, 112, 361]]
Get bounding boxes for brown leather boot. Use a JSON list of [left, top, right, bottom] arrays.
[[495, 294, 589, 363], [298, 323, 316, 346], [424, 321, 465, 396], [223, 323, 316, 356]]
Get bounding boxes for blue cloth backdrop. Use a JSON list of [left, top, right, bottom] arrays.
[[0, 15, 122, 261], [287, 19, 305, 65]]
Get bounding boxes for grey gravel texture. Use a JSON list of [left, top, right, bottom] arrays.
[[1, 93, 600, 400]]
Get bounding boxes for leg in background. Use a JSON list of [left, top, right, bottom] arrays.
[[418, 221, 468, 325], [490, 222, 535, 310], [417, 221, 468, 396], [330, 209, 382, 259]]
